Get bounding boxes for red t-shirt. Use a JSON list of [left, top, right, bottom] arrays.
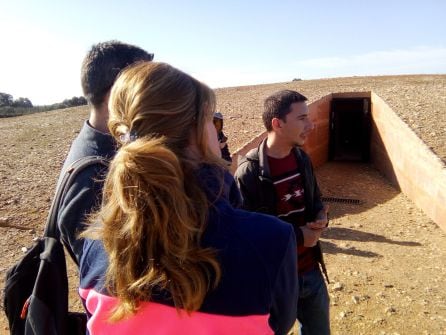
[[268, 151, 316, 273]]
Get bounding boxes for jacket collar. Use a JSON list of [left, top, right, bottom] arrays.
[[254, 138, 304, 179], [258, 138, 271, 178]]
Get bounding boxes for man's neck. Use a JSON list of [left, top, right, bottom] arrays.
[[88, 106, 109, 134], [266, 134, 292, 159]]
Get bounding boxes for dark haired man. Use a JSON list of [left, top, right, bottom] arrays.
[[234, 90, 330, 335], [57, 41, 154, 264]]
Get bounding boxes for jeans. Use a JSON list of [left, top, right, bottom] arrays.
[[297, 267, 330, 335]]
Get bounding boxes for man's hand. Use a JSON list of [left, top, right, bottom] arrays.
[[307, 204, 329, 230], [299, 204, 329, 247], [299, 225, 325, 247]]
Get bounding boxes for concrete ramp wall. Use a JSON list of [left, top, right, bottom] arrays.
[[229, 131, 267, 174], [371, 93, 446, 231], [302, 94, 331, 168]]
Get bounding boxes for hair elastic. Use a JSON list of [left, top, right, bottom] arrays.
[[119, 130, 138, 143]]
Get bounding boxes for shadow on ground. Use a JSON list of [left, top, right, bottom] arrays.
[[325, 227, 421, 246], [321, 227, 421, 258]]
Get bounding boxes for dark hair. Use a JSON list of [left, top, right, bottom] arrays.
[[263, 90, 308, 131], [81, 40, 154, 107]]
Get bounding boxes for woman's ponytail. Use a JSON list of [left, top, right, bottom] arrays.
[[87, 136, 221, 321]]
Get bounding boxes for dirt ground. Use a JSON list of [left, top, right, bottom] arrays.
[[317, 162, 446, 335], [1, 75, 446, 334]]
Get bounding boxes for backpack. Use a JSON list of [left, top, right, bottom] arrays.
[[3, 156, 109, 335]]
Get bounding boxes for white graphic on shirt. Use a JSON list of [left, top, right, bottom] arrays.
[[293, 189, 303, 198], [274, 173, 304, 202], [278, 208, 305, 218], [273, 172, 300, 185], [283, 194, 293, 201], [281, 187, 303, 202]]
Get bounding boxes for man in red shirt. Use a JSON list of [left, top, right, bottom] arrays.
[[235, 90, 330, 335]]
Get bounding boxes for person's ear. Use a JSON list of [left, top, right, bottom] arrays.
[[271, 117, 282, 131]]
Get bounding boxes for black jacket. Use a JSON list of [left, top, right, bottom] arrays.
[[234, 139, 328, 281]]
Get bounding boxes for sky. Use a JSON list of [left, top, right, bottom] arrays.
[[0, 0, 445, 105]]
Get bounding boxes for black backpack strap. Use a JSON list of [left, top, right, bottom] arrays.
[[44, 156, 109, 238]]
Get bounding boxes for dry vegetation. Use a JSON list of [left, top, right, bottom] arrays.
[[0, 75, 445, 334]]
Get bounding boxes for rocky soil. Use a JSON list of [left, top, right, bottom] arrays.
[[0, 75, 445, 334]]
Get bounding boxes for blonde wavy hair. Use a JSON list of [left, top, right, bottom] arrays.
[[84, 62, 222, 321]]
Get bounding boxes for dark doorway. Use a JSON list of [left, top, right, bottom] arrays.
[[329, 98, 371, 162]]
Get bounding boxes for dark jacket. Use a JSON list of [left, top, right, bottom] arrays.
[[79, 165, 298, 335], [234, 139, 328, 281], [57, 121, 115, 264], [218, 131, 232, 163]]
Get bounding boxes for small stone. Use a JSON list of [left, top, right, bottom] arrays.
[[339, 311, 347, 318], [385, 306, 397, 315], [352, 296, 360, 304], [332, 282, 344, 292], [374, 318, 385, 325], [21, 247, 28, 253], [375, 292, 385, 298]]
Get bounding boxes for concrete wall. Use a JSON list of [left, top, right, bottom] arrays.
[[371, 93, 446, 231], [302, 94, 332, 168], [229, 131, 267, 174]]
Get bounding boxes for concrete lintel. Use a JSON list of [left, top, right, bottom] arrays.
[[332, 91, 371, 99]]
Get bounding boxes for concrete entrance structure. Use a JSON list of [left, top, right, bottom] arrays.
[[230, 92, 446, 232]]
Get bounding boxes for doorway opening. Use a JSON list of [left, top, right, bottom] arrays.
[[329, 98, 371, 162]]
